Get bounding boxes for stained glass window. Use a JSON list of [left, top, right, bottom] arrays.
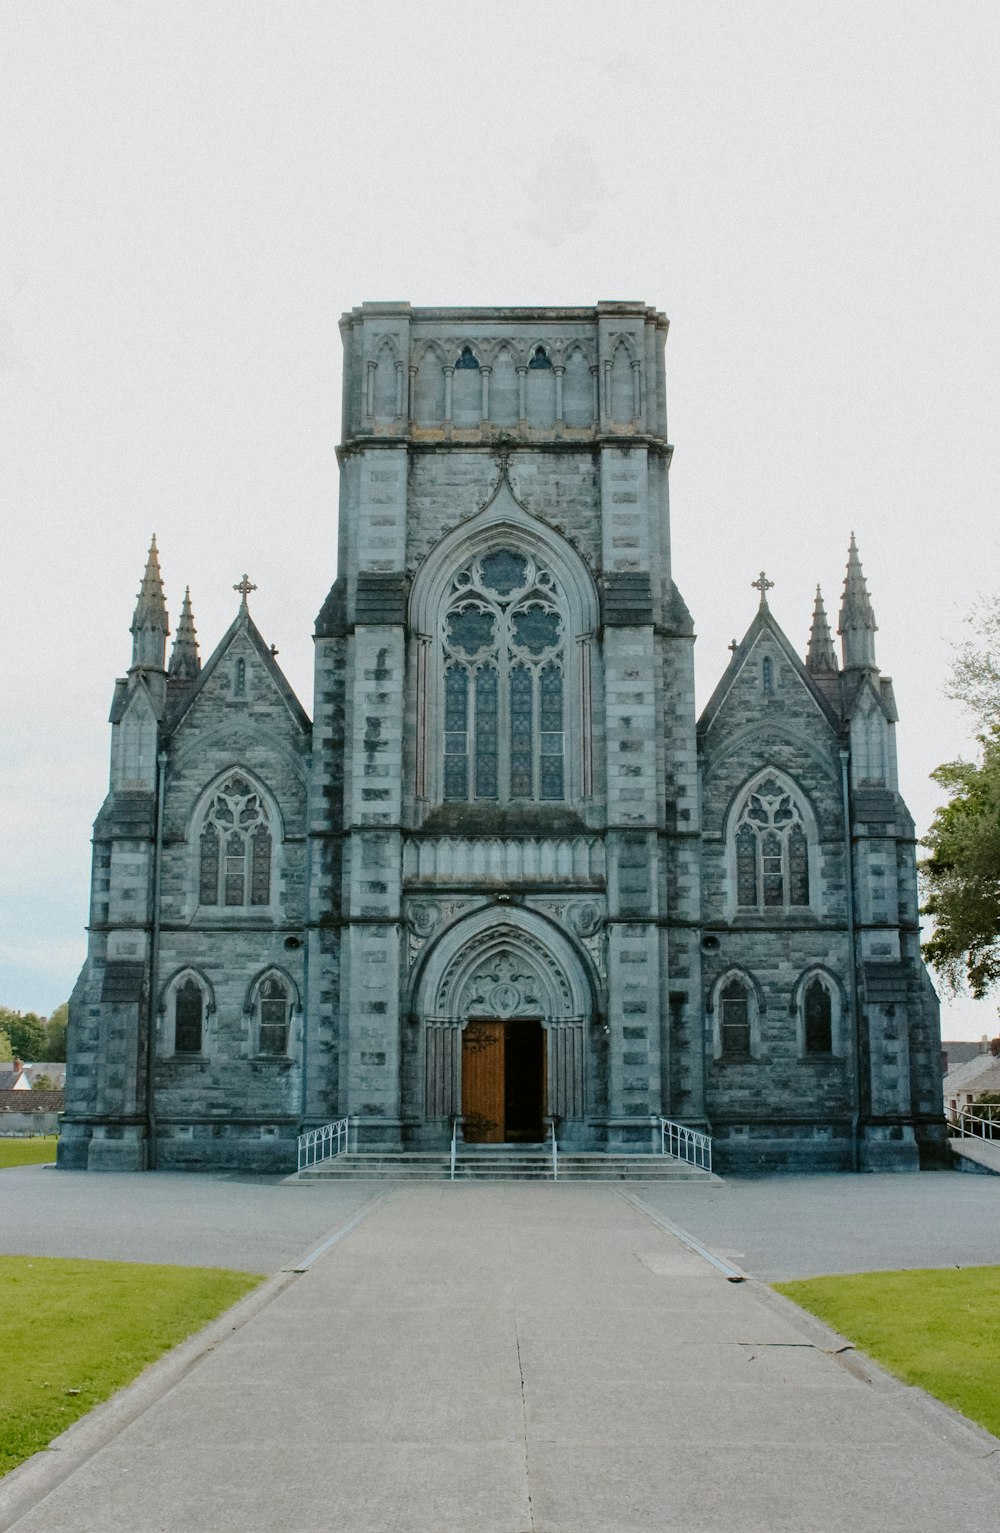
[[440, 548, 568, 805], [447, 605, 495, 656], [734, 780, 811, 913], [480, 550, 527, 598], [475, 667, 498, 799], [736, 824, 756, 907], [438, 548, 570, 803], [539, 662, 564, 800], [444, 666, 469, 800], [258, 977, 289, 1056], [174, 978, 203, 1053], [510, 663, 533, 797], [804, 978, 832, 1053], [251, 826, 272, 905], [199, 823, 219, 905], [511, 604, 560, 656], [198, 777, 272, 907]]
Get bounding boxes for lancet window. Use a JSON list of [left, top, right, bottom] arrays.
[[720, 979, 752, 1058], [174, 978, 204, 1054], [198, 775, 272, 908], [734, 777, 810, 912], [803, 976, 833, 1055], [442, 548, 566, 803], [256, 975, 291, 1056]]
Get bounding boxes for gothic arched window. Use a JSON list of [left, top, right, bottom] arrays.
[[734, 777, 810, 912], [442, 548, 566, 803], [257, 976, 290, 1056], [174, 977, 204, 1054], [720, 979, 751, 1058], [198, 776, 272, 908], [803, 977, 833, 1053]]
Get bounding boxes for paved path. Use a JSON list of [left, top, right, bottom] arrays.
[[3, 1181, 999, 1532]]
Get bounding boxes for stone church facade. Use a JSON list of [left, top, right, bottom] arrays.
[[58, 302, 945, 1174]]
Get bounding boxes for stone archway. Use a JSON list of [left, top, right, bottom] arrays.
[[413, 907, 593, 1131]]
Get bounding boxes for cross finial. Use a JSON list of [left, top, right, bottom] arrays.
[[728, 638, 739, 654], [234, 574, 257, 607], [751, 570, 774, 607]]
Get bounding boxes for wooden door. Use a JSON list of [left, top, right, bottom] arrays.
[[461, 1020, 504, 1142]]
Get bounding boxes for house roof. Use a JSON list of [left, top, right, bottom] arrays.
[[943, 1052, 1000, 1093], [0, 1069, 28, 1090], [0, 1089, 64, 1112]]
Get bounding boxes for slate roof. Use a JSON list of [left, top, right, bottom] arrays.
[[0, 1089, 64, 1113]]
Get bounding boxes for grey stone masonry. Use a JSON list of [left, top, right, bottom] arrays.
[[61, 303, 944, 1173]]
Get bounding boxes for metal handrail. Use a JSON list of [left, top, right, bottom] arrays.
[[659, 1117, 713, 1173], [549, 1117, 558, 1181], [297, 1116, 350, 1172], [450, 1116, 462, 1181], [947, 1103, 1000, 1142]]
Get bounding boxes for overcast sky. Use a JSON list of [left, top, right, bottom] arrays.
[[2, 1, 998, 1039]]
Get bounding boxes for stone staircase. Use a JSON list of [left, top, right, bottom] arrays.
[[295, 1145, 717, 1182]]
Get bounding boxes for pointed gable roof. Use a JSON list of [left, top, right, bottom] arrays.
[[167, 600, 311, 737], [698, 598, 843, 741]]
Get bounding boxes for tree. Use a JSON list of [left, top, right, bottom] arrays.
[[31, 1073, 54, 1090], [921, 728, 1000, 997], [946, 598, 1000, 730], [45, 1003, 69, 1062], [0, 1008, 48, 1061], [0, 1028, 11, 1062]]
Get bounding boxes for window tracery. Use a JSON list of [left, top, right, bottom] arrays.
[[441, 548, 566, 803], [734, 777, 810, 912], [257, 975, 290, 1056], [198, 775, 272, 908]]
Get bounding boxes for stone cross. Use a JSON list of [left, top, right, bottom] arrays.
[[234, 574, 257, 606], [751, 570, 774, 606]]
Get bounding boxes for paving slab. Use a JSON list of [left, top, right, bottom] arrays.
[[2, 1181, 999, 1533]]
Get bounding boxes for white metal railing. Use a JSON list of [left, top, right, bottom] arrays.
[[450, 1116, 461, 1181], [659, 1117, 713, 1173], [297, 1117, 350, 1172], [548, 1117, 558, 1181], [947, 1103, 1000, 1142]]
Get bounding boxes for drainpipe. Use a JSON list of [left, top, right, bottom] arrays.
[[299, 827, 313, 1128], [840, 749, 862, 1172], [145, 749, 168, 1171]]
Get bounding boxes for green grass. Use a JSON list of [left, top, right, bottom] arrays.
[[0, 1257, 262, 1475], [774, 1267, 1000, 1438], [0, 1137, 58, 1169]]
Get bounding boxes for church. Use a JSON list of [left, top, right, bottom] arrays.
[[58, 301, 945, 1174]]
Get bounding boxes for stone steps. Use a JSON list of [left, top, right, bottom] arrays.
[[296, 1150, 716, 1182]]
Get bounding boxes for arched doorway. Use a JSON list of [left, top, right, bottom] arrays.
[[412, 907, 595, 1143]]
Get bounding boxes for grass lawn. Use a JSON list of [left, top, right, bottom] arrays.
[[775, 1266, 1000, 1438], [0, 1137, 57, 1170], [0, 1256, 262, 1476]]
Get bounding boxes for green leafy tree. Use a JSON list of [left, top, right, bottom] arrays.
[[45, 1004, 68, 1063], [31, 1073, 55, 1090], [0, 1009, 48, 1061], [921, 728, 1000, 997], [0, 1028, 11, 1062]]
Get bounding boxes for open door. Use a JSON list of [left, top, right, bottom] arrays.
[[461, 1019, 546, 1143]]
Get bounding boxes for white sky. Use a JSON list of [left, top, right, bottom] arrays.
[[1, 1, 998, 1040]]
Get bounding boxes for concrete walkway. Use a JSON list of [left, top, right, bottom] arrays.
[[3, 1182, 1000, 1532]]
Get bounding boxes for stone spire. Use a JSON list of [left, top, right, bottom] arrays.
[[130, 534, 170, 671], [838, 533, 878, 671], [168, 586, 201, 681], [806, 585, 838, 673]]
